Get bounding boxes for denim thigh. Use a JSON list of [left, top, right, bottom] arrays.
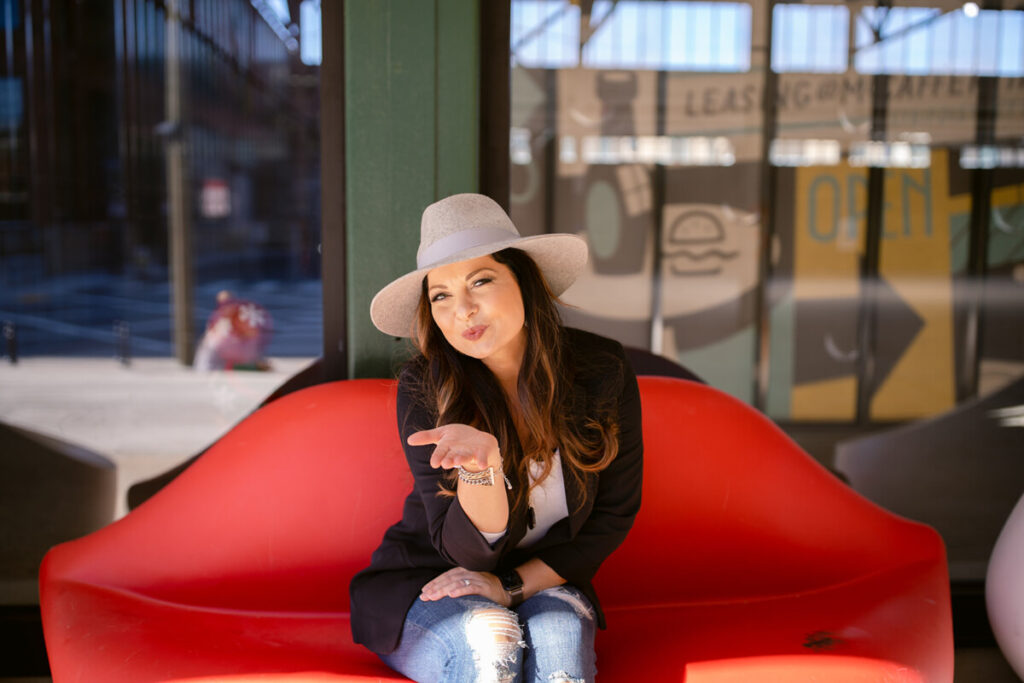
[[518, 586, 597, 683]]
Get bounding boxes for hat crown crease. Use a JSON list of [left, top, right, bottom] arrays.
[[416, 225, 518, 269]]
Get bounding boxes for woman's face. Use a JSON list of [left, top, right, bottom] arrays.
[[426, 254, 526, 373]]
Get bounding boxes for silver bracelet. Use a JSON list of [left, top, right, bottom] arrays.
[[458, 466, 495, 486]]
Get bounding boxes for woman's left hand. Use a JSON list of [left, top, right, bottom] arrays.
[[419, 567, 509, 606]]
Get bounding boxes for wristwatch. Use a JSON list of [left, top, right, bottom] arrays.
[[498, 569, 524, 607]]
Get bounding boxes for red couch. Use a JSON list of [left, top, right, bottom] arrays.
[[40, 377, 953, 681]]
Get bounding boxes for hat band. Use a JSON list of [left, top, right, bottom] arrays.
[[416, 225, 518, 269]]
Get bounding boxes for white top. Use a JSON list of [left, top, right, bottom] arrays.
[[480, 450, 570, 548]]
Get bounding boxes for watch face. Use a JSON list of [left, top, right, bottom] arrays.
[[500, 571, 523, 591]]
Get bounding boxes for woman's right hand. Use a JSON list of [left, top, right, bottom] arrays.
[[418, 567, 509, 605], [407, 424, 501, 473]]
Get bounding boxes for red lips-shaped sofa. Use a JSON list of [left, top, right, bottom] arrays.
[[39, 377, 952, 681]]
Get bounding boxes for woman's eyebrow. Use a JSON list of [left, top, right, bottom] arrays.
[[464, 267, 496, 281], [428, 267, 496, 293]]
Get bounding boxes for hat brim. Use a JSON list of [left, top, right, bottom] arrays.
[[370, 233, 588, 338]]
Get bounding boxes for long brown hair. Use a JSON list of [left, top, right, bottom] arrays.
[[407, 247, 621, 514]]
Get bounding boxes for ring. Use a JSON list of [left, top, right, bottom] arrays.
[[462, 578, 471, 586]]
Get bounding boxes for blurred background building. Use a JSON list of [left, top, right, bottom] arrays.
[[0, 0, 322, 360]]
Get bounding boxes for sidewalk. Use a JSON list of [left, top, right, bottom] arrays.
[[0, 356, 316, 519]]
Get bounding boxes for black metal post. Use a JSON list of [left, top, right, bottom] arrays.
[[480, 0, 512, 211], [649, 70, 668, 354], [3, 321, 17, 364], [855, 68, 889, 423], [961, 0, 1001, 401], [115, 320, 131, 367], [320, 0, 348, 381], [754, 0, 780, 411]]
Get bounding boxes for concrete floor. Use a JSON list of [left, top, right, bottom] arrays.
[[956, 647, 1021, 682], [0, 355, 315, 522]]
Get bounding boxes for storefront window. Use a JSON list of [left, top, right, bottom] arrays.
[[0, 0, 321, 611], [0, 0, 321, 360], [510, 0, 1024, 422], [511, 0, 764, 403]]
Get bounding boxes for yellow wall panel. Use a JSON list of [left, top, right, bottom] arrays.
[[871, 150, 956, 419], [791, 376, 858, 421], [790, 163, 865, 419], [793, 162, 864, 300]]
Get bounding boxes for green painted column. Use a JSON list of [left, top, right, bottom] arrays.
[[345, 0, 480, 379]]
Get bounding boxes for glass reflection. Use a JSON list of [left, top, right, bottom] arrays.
[[0, 0, 321, 359], [510, 0, 1024, 421]]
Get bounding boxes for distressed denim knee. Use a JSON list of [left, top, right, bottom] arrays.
[[539, 586, 596, 621], [517, 586, 597, 683], [466, 607, 527, 683], [379, 595, 525, 682]]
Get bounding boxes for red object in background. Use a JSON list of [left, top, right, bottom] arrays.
[[38, 378, 953, 682], [196, 293, 273, 370]]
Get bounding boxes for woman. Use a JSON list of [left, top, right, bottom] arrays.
[[351, 193, 643, 683]]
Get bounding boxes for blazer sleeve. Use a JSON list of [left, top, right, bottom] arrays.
[[396, 372, 512, 571], [534, 347, 644, 586]]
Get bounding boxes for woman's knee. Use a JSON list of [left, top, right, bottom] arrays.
[[519, 587, 597, 683], [465, 607, 526, 683], [387, 598, 527, 682], [520, 586, 596, 630]]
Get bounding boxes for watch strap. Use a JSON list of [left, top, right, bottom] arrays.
[[498, 570, 524, 607]]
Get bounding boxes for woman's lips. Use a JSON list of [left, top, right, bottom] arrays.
[[462, 325, 487, 341]]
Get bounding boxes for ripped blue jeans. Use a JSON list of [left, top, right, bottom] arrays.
[[379, 585, 597, 683]]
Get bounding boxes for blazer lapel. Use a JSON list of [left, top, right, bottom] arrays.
[[563, 452, 596, 537]]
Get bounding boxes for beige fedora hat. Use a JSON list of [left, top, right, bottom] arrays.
[[370, 193, 588, 337]]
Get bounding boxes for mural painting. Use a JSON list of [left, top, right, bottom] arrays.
[[510, 64, 1024, 421]]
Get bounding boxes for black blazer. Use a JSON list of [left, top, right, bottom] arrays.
[[349, 328, 644, 655]]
